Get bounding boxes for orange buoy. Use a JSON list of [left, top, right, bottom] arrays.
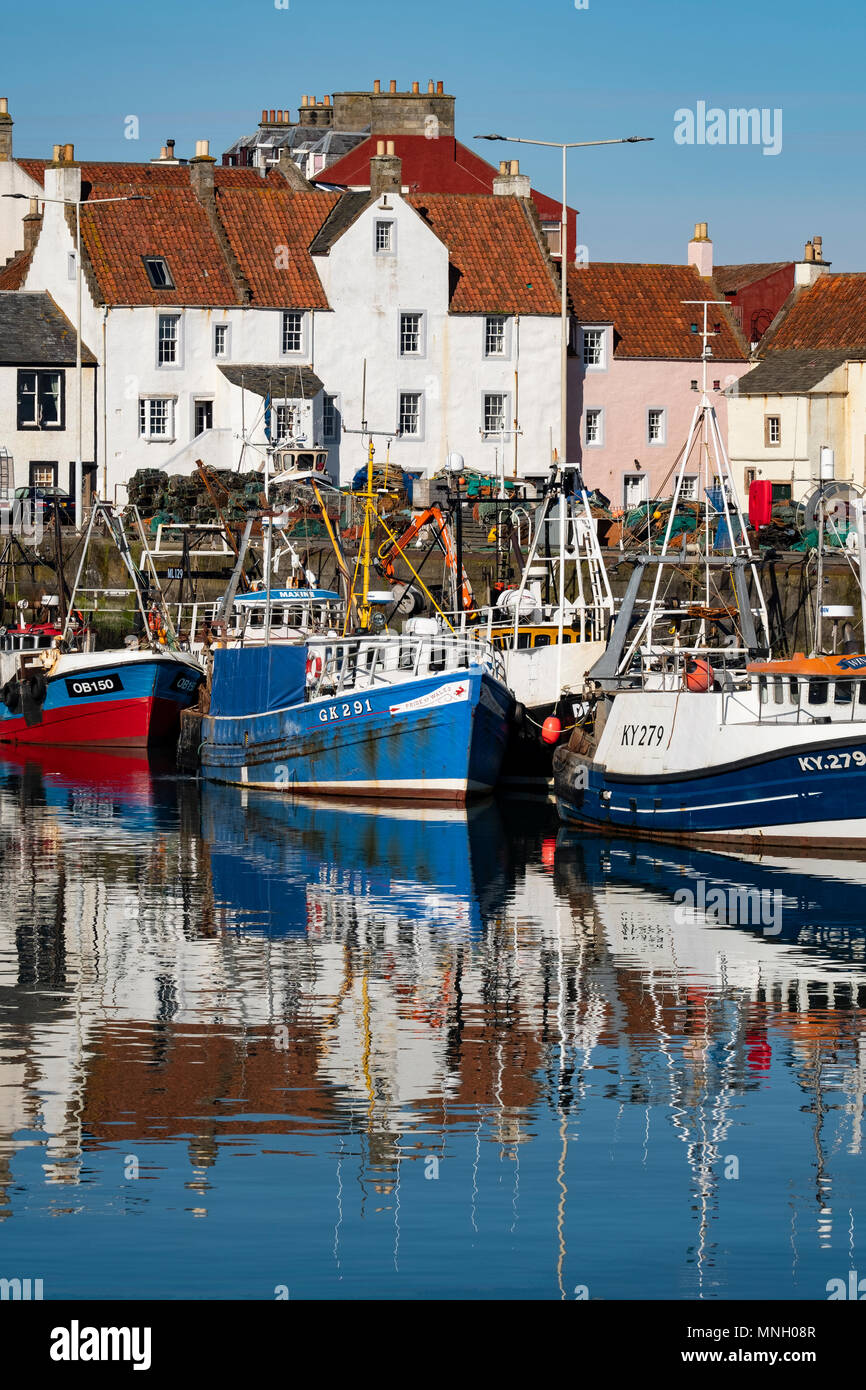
[[541, 715, 562, 745], [541, 837, 556, 869], [685, 658, 714, 692]]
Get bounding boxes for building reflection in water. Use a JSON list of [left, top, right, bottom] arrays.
[[0, 746, 864, 1298]]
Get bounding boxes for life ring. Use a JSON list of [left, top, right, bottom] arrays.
[[306, 654, 323, 682]]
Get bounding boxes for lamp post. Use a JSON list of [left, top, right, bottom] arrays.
[[3, 191, 148, 527], [474, 133, 652, 469]]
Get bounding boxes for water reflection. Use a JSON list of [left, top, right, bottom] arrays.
[[0, 750, 864, 1299]]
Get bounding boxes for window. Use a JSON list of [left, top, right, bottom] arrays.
[[274, 403, 292, 439], [400, 312, 424, 356], [623, 472, 648, 507], [484, 316, 507, 357], [30, 462, 57, 487], [582, 327, 606, 368], [483, 392, 508, 437], [139, 397, 174, 441], [143, 256, 175, 289], [764, 415, 781, 446], [744, 468, 757, 489], [375, 220, 394, 253], [67, 252, 76, 282], [17, 370, 64, 430], [398, 391, 422, 438], [680, 474, 698, 501], [322, 393, 340, 441], [213, 323, 230, 358], [282, 311, 304, 355], [647, 407, 666, 444], [157, 314, 180, 366], [194, 400, 213, 436], [584, 407, 603, 446]]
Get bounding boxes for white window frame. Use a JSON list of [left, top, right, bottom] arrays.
[[623, 472, 649, 507], [584, 407, 604, 447], [374, 219, 396, 255], [647, 407, 666, 446], [213, 322, 231, 359], [581, 326, 607, 371], [399, 311, 426, 358], [483, 315, 510, 359], [281, 310, 307, 357], [680, 473, 699, 501], [139, 396, 176, 442], [398, 389, 424, 441], [481, 391, 511, 440], [156, 312, 182, 369], [193, 396, 215, 437]]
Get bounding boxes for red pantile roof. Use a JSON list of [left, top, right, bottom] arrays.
[[0, 246, 33, 290], [567, 262, 748, 360], [315, 133, 577, 232], [760, 274, 866, 354], [408, 193, 560, 315], [214, 185, 337, 308], [713, 262, 790, 295]]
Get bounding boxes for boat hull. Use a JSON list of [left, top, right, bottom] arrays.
[[201, 666, 513, 803], [555, 735, 866, 849], [0, 653, 203, 748]]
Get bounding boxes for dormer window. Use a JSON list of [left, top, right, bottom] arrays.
[[143, 256, 175, 290]]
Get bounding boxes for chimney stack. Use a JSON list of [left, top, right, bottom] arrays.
[[370, 146, 402, 199], [373, 79, 381, 93], [190, 138, 215, 202], [0, 97, 12, 162], [687, 220, 713, 276], [796, 236, 831, 286], [389, 79, 397, 93], [493, 157, 531, 198], [22, 197, 42, 253], [411, 81, 420, 93]]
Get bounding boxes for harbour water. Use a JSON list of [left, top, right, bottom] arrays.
[[0, 748, 864, 1301]]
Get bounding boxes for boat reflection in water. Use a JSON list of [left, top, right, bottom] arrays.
[[0, 754, 864, 1300]]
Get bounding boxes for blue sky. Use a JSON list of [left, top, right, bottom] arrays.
[[5, 0, 865, 268]]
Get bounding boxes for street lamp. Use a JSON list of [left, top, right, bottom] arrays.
[[3, 190, 149, 526], [475, 133, 652, 469]]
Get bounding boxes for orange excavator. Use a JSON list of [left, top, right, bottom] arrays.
[[375, 505, 475, 613]]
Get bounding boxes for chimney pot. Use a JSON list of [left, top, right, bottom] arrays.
[[167, 138, 175, 155], [160, 146, 167, 159], [0, 98, 7, 115], [804, 241, 815, 262], [427, 80, 434, 93], [323, 94, 330, 107], [499, 160, 508, 174], [269, 109, 276, 122], [261, 108, 268, 123], [52, 143, 62, 162], [373, 79, 381, 93], [412, 81, 419, 94], [389, 79, 397, 93], [386, 139, 395, 156], [436, 81, 444, 94], [509, 159, 519, 175], [377, 139, 385, 156], [277, 109, 283, 122], [63, 142, 74, 162]]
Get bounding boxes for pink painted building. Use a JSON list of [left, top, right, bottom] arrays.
[[567, 228, 752, 509]]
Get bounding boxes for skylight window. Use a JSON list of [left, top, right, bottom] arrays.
[[143, 256, 175, 290]]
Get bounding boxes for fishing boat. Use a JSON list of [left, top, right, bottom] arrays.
[[198, 441, 514, 801], [554, 304, 866, 849], [0, 500, 202, 748]]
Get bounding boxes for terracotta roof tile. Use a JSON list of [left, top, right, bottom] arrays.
[[407, 194, 560, 315], [214, 185, 337, 308], [567, 262, 747, 360], [0, 246, 33, 290], [760, 274, 866, 354], [80, 188, 239, 306]]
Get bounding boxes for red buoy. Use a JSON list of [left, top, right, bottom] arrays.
[[541, 715, 562, 745], [685, 658, 714, 692], [541, 837, 556, 869]]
